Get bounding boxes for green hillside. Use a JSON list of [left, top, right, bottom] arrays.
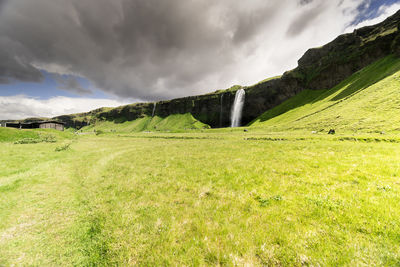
[[0, 128, 73, 143], [82, 113, 210, 133], [250, 55, 400, 133], [0, 128, 40, 142]]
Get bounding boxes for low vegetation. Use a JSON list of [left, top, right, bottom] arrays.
[[55, 143, 71, 152]]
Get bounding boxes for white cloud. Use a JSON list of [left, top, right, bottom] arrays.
[[0, 95, 130, 120], [232, 0, 365, 85], [208, 0, 400, 88], [345, 3, 400, 31]]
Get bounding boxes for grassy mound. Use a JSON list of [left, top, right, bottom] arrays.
[[0, 127, 74, 143], [0, 128, 40, 142], [250, 55, 400, 133], [82, 113, 210, 133]]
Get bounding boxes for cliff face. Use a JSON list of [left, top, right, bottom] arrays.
[[295, 11, 400, 91], [54, 10, 400, 129]]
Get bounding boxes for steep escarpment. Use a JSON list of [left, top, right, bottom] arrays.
[[250, 55, 400, 133], [53, 87, 241, 128], [293, 10, 400, 90], [51, 10, 400, 129]]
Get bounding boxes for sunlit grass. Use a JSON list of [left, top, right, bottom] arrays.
[[1, 132, 400, 265]]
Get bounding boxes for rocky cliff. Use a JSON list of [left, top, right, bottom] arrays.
[[52, 10, 400, 129]]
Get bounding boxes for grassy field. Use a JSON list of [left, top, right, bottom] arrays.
[[1, 128, 400, 265]]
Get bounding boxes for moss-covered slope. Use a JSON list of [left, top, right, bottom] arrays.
[[250, 55, 400, 133], [81, 113, 210, 133]]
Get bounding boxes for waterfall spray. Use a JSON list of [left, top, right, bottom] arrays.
[[230, 89, 245, 127], [152, 102, 157, 117]]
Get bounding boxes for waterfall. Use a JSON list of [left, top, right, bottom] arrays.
[[152, 102, 157, 117], [230, 89, 245, 127], [220, 93, 224, 127]]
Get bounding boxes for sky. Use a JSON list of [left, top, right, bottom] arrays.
[[0, 0, 400, 120]]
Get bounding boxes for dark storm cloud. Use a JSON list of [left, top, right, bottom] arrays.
[[0, 0, 283, 100], [300, 0, 314, 5], [0, 0, 7, 11], [0, 37, 44, 84], [0, 0, 387, 101], [0, 51, 44, 84], [52, 74, 92, 95], [286, 2, 327, 37]]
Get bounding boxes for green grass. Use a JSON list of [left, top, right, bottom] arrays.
[[0, 127, 73, 143], [251, 55, 400, 133], [0, 128, 40, 142], [1, 132, 400, 265], [81, 113, 210, 133]]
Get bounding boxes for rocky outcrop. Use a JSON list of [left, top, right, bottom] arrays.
[[53, 10, 400, 128], [294, 10, 400, 90]]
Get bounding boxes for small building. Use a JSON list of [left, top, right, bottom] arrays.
[[37, 121, 65, 131], [5, 121, 65, 131]]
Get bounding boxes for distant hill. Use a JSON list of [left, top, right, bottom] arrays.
[[81, 113, 210, 133]]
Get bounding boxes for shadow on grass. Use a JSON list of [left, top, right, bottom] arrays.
[[0, 179, 22, 193], [331, 56, 400, 101]]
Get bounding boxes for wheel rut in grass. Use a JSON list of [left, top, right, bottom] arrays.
[[70, 142, 140, 265]]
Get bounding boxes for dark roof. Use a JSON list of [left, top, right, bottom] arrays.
[[37, 121, 65, 125], [5, 120, 65, 125]]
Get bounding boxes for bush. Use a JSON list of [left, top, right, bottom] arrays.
[[40, 134, 57, 143], [14, 134, 57, 144], [14, 138, 41, 144], [55, 143, 71, 152]]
